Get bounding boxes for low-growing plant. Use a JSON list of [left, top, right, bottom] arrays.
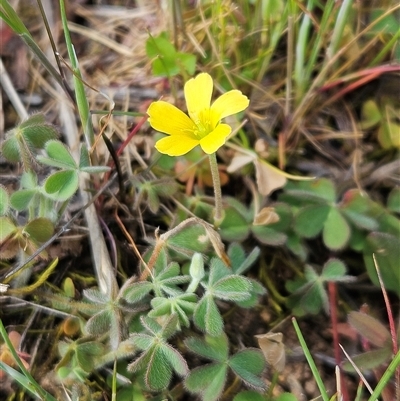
[[1, 0, 399, 400]]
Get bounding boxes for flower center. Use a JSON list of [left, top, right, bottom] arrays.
[[192, 110, 213, 139]]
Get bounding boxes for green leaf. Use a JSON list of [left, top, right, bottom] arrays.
[[0, 185, 9, 215], [364, 232, 400, 295], [370, 10, 400, 34], [207, 258, 231, 285], [387, 187, 400, 213], [21, 171, 38, 189], [76, 342, 105, 372], [146, 32, 196, 77], [185, 363, 228, 401], [86, 310, 112, 336], [286, 233, 308, 261], [159, 343, 188, 376], [145, 346, 172, 391], [252, 225, 287, 246], [185, 334, 229, 362], [194, 295, 224, 336], [43, 140, 77, 168], [342, 209, 378, 231], [301, 282, 326, 315], [23, 217, 54, 242], [128, 347, 152, 373], [220, 206, 251, 242], [149, 294, 197, 327], [294, 204, 330, 238], [140, 315, 162, 336], [233, 391, 266, 401], [287, 265, 329, 316], [149, 298, 171, 316], [228, 243, 246, 268], [175, 51, 196, 75], [1, 114, 57, 167], [80, 166, 111, 174], [275, 394, 298, 401], [229, 244, 260, 275], [166, 224, 210, 256], [213, 275, 252, 301], [78, 144, 90, 168], [283, 178, 336, 203], [348, 311, 391, 348], [83, 288, 110, 303], [10, 189, 36, 211], [19, 113, 46, 129], [189, 252, 205, 280], [21, 124, 58, 149], [321, 259, 346, 280], [146, 32, 176, 57], [44, 170, 79, 201], [342, 347, 392, 373], [228, 349, 266, 390], [131, 334, 154, 351], [161, 313, 179, 339], [1, 136, 21, 163], [236, 279, 267, 308], [322, 208, 350, 250], [152, 262, 191, 296], [122, 281, 153, 303], [360, 100, 381, 129]]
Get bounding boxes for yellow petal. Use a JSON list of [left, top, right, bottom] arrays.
[[210, 90, 249, 127], [148, 101, 193, 135], [199, 124, 231, 154], [184, 73, 213, 122], [155, 135, 200, 156]]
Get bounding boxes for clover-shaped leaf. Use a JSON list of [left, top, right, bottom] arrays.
[[146, 32, 196, 77], [135, 178, 179, 214], [226, 243, 266, 308], [1, 113, 58, 170], [193, 295, 224, 336], [228, 349, 266, 389], [37, 140, 77, 169], [286, 259, 355, 316], [194, 258, 252, 335], [123, 262, 191, 302], [127, 314, 188, 391], [185, 334, 266, 401], [0, 217, 54, 259], [185, 362, 228, 401], [294, 204, 330, 238], [220, 198, 289, 245], [229, 243, 260, 275], [281, 178, 336, 204], [322, 207, 350, 250], [149, 293, 197, 328]]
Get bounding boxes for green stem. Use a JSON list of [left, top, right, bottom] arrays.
[[208, 152, 224, 227]]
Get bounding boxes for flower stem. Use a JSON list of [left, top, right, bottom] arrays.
[[208, 152, 224, 227]]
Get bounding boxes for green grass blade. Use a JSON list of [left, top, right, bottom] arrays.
[[369, 29, 400, 66], [326, 0, 353, 60], [0, 319, 58, 401], [0, 0, 29, 33], [59, 0, 94, 146], [0, 0, 64, 89], [294, 0, 315, 101], [367, 350, 400, 401], [292, 317, 330, 401], [303, 0, 336, 94]]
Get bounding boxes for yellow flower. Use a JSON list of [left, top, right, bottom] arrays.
[[147, 73, 249, 156]]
